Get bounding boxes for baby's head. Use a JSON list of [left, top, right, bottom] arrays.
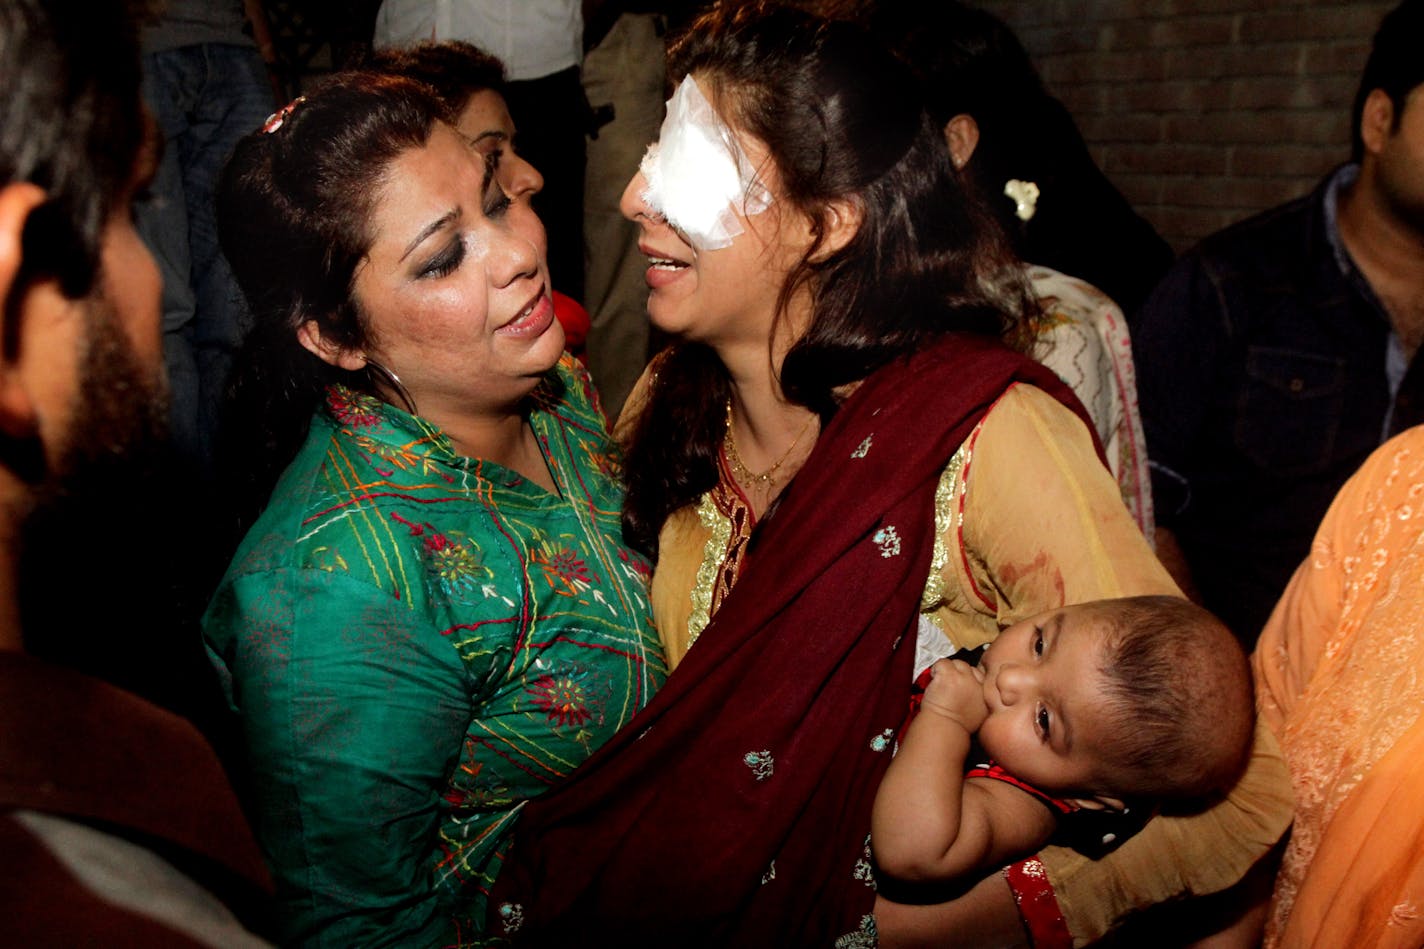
[[977, 596, 1254, 810]]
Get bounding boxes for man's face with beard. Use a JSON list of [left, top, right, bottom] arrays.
[[17, 162, 177, 693]]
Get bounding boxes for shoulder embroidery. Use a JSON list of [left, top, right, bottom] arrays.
[[922, 440, 972, 612], [687, 492, 734, 648]]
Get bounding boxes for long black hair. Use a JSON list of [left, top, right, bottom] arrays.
[[867, 0, 1175, 314], [215, 72, 445, 536], [621, 2, 1032, 558]]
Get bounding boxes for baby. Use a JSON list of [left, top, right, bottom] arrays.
[[872, 595, 1255, 887]]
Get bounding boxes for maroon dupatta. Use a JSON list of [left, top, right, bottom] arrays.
[[488, 334, 1087, 946]]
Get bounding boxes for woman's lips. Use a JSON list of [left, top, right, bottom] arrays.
[[498, 288, 555, 337], [641, 247, 692, 289]]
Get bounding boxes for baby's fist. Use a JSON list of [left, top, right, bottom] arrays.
[[922, 659, 989, 732]]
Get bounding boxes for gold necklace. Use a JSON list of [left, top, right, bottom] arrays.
[[723, 399, 816, 487]]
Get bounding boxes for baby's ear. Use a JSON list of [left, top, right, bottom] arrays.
[[1064, 793, 1126, 813]]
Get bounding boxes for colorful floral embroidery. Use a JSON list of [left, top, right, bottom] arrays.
[[353, 434, 449, 478], [584, 440, 622, 482], [526, 661, 599, 728], [869, 728, 895, 753], [743, 750, 774, 782], [619, 545, 654, 582], [874, 526, 902, 558], [851, 435, 873, 459], [425, 531, 491, 597], [531, 540, 594, 597], [395, 515, 493, 600], [326, 386, 385, 429], [761, 861, 777, 885]]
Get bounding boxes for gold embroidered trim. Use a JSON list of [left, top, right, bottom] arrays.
[[921, 441, 972, 614], [687, 492, 734, 648]]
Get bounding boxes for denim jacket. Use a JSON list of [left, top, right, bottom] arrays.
[[1131, 166, 1424, 641]]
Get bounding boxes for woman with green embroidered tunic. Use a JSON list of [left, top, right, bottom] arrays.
[[204, 74, 666, 947]]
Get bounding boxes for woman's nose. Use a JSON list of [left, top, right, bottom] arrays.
[[620, 169, 652, 223], [488, 207, 543, 288], [502, 152, 544, 201]]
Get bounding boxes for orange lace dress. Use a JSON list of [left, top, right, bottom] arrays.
[[1256, 426, 1424, 948]]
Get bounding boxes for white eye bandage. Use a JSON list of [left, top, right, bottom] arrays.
[[638, 75, 772, 250]]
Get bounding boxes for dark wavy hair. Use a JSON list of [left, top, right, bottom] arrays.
[[0, 0, 145, 311], [364, 40, 507, 113], [215, 72, 445, 534], [621, 2, 1032, 558]]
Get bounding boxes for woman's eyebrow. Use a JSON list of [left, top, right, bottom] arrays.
[[400, 208, 458, 262], [467, 129, 508, 148]]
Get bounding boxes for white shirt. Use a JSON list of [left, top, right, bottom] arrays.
[[372, 0, 582, 81]]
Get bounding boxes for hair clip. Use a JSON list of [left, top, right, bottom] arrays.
[[1004, 179, 1040, 222], [261, 96, 307, 134]]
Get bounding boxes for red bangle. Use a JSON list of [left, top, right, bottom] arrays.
[[1004, 856, 1072, 948]]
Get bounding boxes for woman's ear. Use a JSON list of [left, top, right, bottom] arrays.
[[296, 319, 366, 372], [0, 182, 53, 439], [808, 197, 864, 263], [944, 114, 980, 171]]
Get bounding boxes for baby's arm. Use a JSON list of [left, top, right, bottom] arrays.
[[872, 659, 1056, 885]]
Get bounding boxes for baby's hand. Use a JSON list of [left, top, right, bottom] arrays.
[[920, 659, 989, 733]]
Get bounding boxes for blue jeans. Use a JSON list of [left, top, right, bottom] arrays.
[[136, 43, 274, 468]]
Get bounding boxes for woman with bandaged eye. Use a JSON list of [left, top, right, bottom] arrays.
[[488, 4, 1291, 946]]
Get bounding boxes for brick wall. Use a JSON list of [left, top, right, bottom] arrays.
[[974, 1, 1394, 251]]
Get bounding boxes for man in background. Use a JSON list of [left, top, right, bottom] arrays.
[[0, 1, 270, 940], [1133, 0, 1424, 643], [135, 0, 277, 469]]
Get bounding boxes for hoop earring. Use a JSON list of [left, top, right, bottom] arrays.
[[363, 357, 418, 416]]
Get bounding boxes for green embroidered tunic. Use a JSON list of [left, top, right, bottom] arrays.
[[204, 357, 666, 947]]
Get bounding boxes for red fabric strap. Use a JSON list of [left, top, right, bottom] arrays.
[[1006, 856, 1073, 949], [965, 762, 1077, 817]]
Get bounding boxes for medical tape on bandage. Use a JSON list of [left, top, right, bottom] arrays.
[[638, 75, 772, 250]]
